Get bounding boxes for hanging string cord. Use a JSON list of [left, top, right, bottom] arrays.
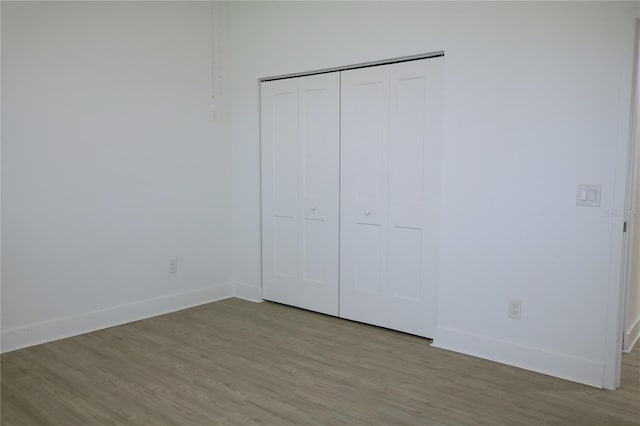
[[211, 0, 222, 111], [210, 1, 216, 110]]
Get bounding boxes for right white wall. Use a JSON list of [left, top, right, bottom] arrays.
[[228, 1, 640, 387], [626, 24, 640, 353]]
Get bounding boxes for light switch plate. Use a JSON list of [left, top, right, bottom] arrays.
[[576, 184, 601, 207]]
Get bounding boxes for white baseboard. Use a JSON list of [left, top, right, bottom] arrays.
[[1, 282, 234, 354], [233, 281, 263, 303], [432, 326, 604, 388], [623, 315, 640, 353]]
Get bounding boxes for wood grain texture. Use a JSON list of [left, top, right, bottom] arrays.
[[2, 298, 639, 425]]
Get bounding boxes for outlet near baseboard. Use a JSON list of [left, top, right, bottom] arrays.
[[169, 259, 178, 274], [508, 299, 522, 320]]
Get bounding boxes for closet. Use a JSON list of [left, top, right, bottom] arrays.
[[261, 56, 443, 337]]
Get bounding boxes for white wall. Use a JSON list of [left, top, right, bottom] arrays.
[[1, 1, 233, 351], [627, 158, 640, 352], [3, 0, 638, 388], [626, 24, 640, 353], [228, 1, 640, 387]]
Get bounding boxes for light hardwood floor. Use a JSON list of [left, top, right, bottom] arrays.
[[1, 298, 639, 425]]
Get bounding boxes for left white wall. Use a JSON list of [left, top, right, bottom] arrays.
[[1, 1, 233, 352]]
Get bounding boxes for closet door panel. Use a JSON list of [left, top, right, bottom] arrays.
[[393, 59, 444, 335], [261, 73, 339, 316], [298, 73, 340, 315], [340, 67, 390, 323], [340, 57, 443, 338], [261, 79, 300, 306]]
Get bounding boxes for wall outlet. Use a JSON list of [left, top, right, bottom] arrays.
[[508, 299, 522, 319], [169, 259, 178, 274]]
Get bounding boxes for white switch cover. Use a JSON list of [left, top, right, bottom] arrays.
[[580, 188, 588, 201], [576, 184, 601, 207]]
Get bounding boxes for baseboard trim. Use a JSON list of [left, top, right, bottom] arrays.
[[1, 282, 234, 354], [432, 326, 604, 388], [623, 315, 640, 353], [233, 282, 263, 303]]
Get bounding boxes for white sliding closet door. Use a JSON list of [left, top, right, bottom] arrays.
[[340, 58, 443, 337], [261, 73, 340, 316]]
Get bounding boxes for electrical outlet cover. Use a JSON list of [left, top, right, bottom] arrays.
[[508, 299, 522, 320], [169, 259, 178, 274]]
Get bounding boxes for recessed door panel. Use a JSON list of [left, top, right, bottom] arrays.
[[302, 218, 325, 284], [390, 76, 426, 205], [353, 82, 386, 203], [272, 92, 298, 202], [301, 88, 330, 200], [389, 227, 422, 301], [353, 224, 384, 295], [273, 216, 297, 278]]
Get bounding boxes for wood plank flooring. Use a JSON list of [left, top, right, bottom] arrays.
[[1, 298, 639, 425]]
